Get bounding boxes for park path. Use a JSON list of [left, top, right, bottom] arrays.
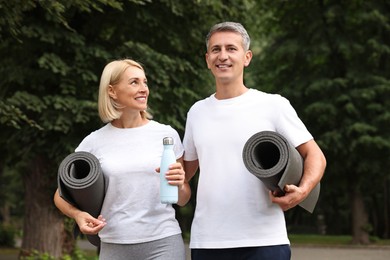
[[291, 245, 390, 260], [77, 240, 390, 260]]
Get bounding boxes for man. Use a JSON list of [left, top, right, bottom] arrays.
[[183, 22, 326, 260]]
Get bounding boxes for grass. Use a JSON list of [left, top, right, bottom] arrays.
[[289, 234, 390, 247], [0, 246, 98, 260], [0, 248, 19, 255]]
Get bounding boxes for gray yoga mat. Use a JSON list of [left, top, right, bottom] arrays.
[[57, 151, 105, 247], [242, 131, 320, 213]]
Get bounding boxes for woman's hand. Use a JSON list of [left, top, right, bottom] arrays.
[[156, 162, 186, 189], [156, 157, 191, 206], [165, 162, 186, 188], [75, 212, 106, 235]]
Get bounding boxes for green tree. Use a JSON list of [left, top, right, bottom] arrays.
[[251, 0, 390, 243], [0, 0, 258, 257], [1, 0, 116, 256]]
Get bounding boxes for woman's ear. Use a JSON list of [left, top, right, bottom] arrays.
[[108, 85, 117, 99]]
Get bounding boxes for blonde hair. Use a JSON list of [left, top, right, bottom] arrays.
[[98, 59, 152, 123]]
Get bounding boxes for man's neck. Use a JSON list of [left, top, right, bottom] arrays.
[[215, 81, 248, 100]]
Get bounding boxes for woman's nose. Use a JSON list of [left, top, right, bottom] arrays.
[[139, 82, 148, 90]]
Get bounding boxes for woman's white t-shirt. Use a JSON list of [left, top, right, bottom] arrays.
[[76, 120, 184, 244]]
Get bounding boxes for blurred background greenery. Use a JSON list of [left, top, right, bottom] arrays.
[[0, 0, 389, 258]]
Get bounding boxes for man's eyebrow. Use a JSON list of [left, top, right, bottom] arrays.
[[210, 44, 220, 48], [210, 43, 238, 49], [226, 44, 238, 48]]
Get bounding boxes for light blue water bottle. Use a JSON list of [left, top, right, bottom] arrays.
[[160, 137, 178, 204]]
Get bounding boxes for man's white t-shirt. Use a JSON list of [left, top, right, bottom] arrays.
[[183, 89, 313, 248], [76, 120, 184, 244]]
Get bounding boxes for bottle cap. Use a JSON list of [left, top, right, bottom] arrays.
[[163, 137, 174, 145]]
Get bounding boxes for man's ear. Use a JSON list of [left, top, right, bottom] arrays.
[[205, 53, 212, 69], [244, 50, 253, 67]]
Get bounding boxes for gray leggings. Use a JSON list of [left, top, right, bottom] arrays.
[[99, 234, 186, 260]]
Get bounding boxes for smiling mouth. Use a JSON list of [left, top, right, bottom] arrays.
[[216, 64, 231, 68], [135, 97, 147, 101]]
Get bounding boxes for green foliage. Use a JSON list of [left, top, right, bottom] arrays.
[[4, 0, 387, 253], [0, 224, 15, 247], [20, 248, 93, 260], [0, 100, 42, 130], [251, 0, 390, 239], [0, 165, 24, 220], [20, 250, 56, 260], [0, 0, 260, 255]]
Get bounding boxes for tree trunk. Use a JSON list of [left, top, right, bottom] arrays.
[[384, 176, 389, 239], [19, 155, 73, 258], [0, 204, 11, 226], [351, 187, 370, 244], [0, 160, 11, 225]]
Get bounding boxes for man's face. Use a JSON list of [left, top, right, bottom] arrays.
[[206, 31, 252, 84]]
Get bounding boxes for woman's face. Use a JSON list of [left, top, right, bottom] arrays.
[[109, 66, 149, 113]]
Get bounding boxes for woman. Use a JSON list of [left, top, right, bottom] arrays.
[[54, 59, 190, 259]]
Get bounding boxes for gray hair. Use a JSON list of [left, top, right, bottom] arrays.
[[206, 22, 251, 51]]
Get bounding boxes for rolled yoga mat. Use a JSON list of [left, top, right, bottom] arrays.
[[57, 151, 105, 247], [242, 131, 320, 213]]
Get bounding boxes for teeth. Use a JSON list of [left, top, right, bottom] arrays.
[[217, 65, 229, 68]]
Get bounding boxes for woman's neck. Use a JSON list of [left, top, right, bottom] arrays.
[[111, 113, 149, 128]]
